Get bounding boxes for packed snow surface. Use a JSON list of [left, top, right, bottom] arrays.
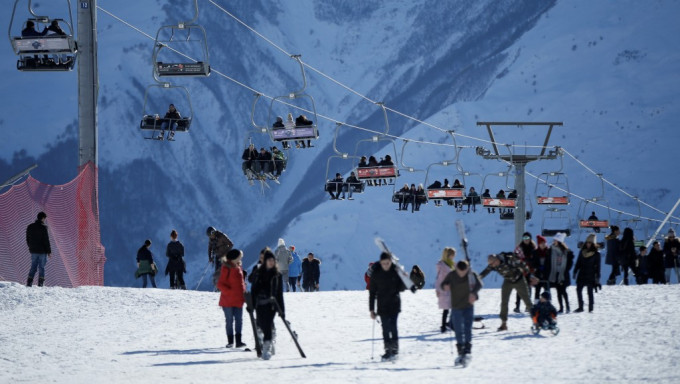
[[1, 281, 679, 383]]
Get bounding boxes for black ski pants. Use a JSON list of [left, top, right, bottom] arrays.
[[576, 282, 594, 312], [380, 314, 399, 350], [256, 304, 277, 341]]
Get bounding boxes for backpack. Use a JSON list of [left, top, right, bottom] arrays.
[[409, 265, 425, 289]]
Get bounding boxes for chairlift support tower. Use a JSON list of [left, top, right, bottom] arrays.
[[78, 0, 98, 166], [476, 122, 563, 245]]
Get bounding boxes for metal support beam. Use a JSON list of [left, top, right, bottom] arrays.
[[78, 0, 98, 166]]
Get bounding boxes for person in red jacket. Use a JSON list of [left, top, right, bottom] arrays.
[[218, 249, 247, 348]]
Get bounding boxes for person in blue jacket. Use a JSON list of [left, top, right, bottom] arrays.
[[288, 245, 302, 292]]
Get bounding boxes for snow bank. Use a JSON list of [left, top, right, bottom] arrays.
[[1, 282, 679, 383]]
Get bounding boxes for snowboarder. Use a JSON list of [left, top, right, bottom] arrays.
[[135, 239, 157, 288], [573, 234, 600, 313], [548, 233, 574, 313], [479, 252, 535, 331], [207, 226, 234, 288], [531, 291, 558, 334], [217, 249, 247, 349], [435, 247, 456, 333], [440, 260, 482, 366], [250, 250, 285, 360], [165, 230, 186, 289], [274, 238, 293, 291], [25, 211, 52, 287], [301, 252, 321, 292], [369, 252, 407, 361]]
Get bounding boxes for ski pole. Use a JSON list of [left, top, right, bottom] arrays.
[[194, 261, 212, 290]]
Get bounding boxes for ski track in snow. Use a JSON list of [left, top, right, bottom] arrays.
[[1, 282, 679, 383]]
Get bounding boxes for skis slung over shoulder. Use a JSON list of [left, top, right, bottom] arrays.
[[374, 237, 416, 292]]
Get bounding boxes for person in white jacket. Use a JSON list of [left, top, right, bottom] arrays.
[[435, 247, 457, 332], [274, 238, 293, 291]]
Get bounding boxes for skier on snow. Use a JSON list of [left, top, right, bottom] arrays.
[[250, 249, 285, 360]]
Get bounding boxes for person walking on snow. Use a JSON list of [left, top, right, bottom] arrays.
[[288, 245, 302, 292], [301, 253, 321, 292], [217, 249, 247, 349], [435, 247, 456, 333], [548, 232, 574, 313], [135, 239, 157, 288], [165, 230, 186, 289], [274, 239, 293, 291], [250, 250, 285, 360], [440, 260, 482, 365], [573, 233, 601, 313], [25, 211, 52, 287], [480, 252, 536, 331], [369, 252, 407, 361], [207, 226, 234, 288]]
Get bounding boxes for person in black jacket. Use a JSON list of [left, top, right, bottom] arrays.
[[248, 248, 267, 286], [573, 234, 601, 313], [25, 211, 52, 287], [295, 114, 314, 148], [547, 233, 574, 313], [272, 117, 289, 149], [241, 143, 260, 177], [158, 104, 181, 140], [648, 241, 666, 284], [301, 252, 321, 292], [165, 230, 186, 289], [605, 226, 621, 285], [250, 250, 285, 360], [136, 239, 157, 288], [618, 227, 637, 285], [21, 20, 47, 37], [369, 252, 407, 360], [663, 228, 680, 283]]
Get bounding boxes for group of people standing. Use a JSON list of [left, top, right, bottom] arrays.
[[134, 230, 186, 289], [605, 226, 680, 285]]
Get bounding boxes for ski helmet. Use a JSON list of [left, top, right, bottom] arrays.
[[206, 226, 216, 236]]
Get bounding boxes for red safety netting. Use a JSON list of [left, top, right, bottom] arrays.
[[0, 162, 106, 287]]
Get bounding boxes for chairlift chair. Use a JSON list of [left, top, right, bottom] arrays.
[[9, 0, 78, 71], [353, 104, 400, 187], [541, 207, 573, 237], [266, 55, 319, 146], [324, 123, 365, 198], [139, 83, 193, 141], [480, 170, 517, 218]]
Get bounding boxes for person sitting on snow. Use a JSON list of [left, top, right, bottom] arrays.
[[531, 291, 557, 329]]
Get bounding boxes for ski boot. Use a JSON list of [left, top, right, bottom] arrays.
[[497, 322, 508, 331], [235, 334, 247, 348], [38, 277, 44, 287], [261, 341, 272, 360], [26, 277, 33, 287], [226, 334, 234, 348]]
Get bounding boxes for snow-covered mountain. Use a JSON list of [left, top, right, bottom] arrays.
[[1, 0, 679, 289]]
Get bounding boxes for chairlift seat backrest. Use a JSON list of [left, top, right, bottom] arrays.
[[427, 189, 464, 200], [482, 197, 517, 208], [12, 35, 76, 55], [140, 116, 192, 132], [156, 62, 210, 77], [356, 166, 398, 180], [537, 196, 569, 205], [579, 220, 609, 228], [271, 125, 318, 141], [541, 228, 572, 237]]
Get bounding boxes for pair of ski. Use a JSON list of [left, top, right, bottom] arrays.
[[245, 169, 280, 186], [244, 292, 306, 359]]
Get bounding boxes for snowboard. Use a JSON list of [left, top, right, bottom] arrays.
[[244, 291, 263, 357], [374, 237, 417, 293]]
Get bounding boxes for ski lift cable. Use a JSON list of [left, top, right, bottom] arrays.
[[99, 6, 676, 223], [561, 148, 679, 221]]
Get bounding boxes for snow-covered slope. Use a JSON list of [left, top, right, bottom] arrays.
[[1, 0, 679, 289], [1, 282, 679, 383]]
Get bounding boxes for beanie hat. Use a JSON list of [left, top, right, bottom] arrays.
[[522, 232, 532, 239], [553, 232, 567, 244], [669, 228, 676, 236], [536, 235, 547, 245], [226, 249, 242, 261], [263, 249, 276, 262], [541, 291, 551, 301]]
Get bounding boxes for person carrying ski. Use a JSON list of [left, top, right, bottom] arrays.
[[218, 249, 247, 349], [207, 226, 234, 288], [531, 291, 557, 330], [250, 249, 285, 360], [573, 233, 600, 313], [369, 252, 407, 361], [435, 247, 456, 333], [440, 260, 482, 366], [480, 252, 535, 331]]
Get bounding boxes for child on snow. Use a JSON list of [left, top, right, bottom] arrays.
[[531, 291, 558, 329]]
